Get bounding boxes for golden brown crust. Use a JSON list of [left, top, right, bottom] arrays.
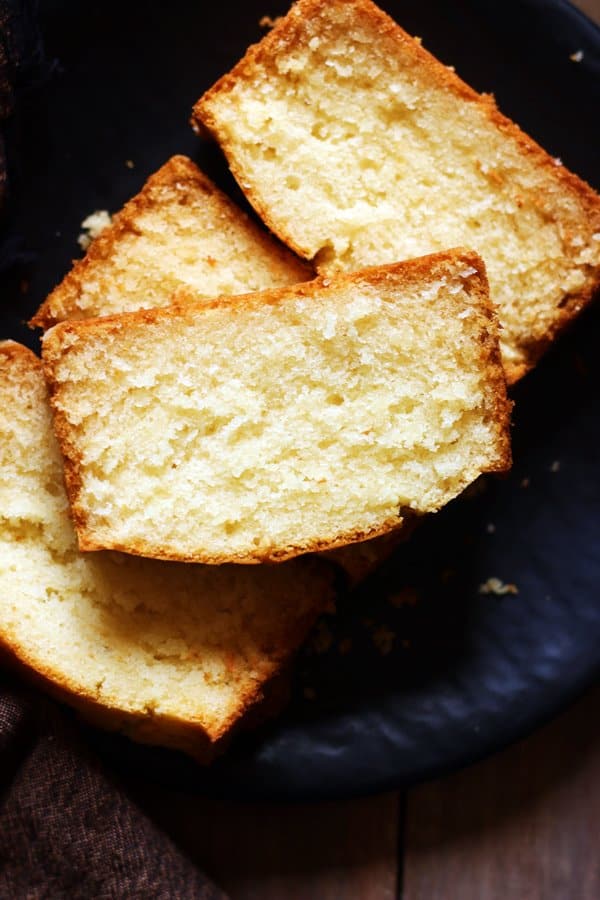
[[42, 249, 512, 565], [193, 0, 600, 385], [0, 339, 40, 367], [30, 155, 313, 331], [0, 635, 297, 762]]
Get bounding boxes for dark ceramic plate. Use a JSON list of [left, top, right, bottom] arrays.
[[1, 0, 598, 801]]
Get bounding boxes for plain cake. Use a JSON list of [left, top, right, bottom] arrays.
[[42, 250, 512, 564]]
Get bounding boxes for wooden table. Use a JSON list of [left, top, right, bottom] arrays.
[[130, 683, 599, 899], [130, 1, 600, 894]]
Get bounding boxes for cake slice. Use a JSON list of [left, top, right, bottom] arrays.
[[42, 249, 512, 565], [0, 342, 336, 760], [193, 0, 600, 383], [30, 155, 312, 329]]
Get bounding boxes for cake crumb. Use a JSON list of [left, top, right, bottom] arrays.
[[550, 460, 561, 473], [125, 159, 135, 169], [259, 15, 282, 28], [486, 522, 496, 534], [520, 476, 530, 488], [479, 577, 518, 596], [78, 210, 112, 251], [569, 50, 583, 62], [372, 625, 395, 655]]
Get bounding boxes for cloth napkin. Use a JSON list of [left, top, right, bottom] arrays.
[[0, 680, 228, 898]]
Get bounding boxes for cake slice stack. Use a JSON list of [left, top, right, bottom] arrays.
[[31, 153, 385, 582], [12, 0, 574, 760], [0, 342, 336, 761]]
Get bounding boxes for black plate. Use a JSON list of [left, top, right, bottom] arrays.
[[1, 0, 599, 801]]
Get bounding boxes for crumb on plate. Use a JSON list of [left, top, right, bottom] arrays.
[[78, 210, 112, 251], [478, 577, 518, 596]]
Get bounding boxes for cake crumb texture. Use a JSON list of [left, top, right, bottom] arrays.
[[42, 250, 512, 564]]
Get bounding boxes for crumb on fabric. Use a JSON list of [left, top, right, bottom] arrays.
[[520, 477, 530, 488], [569, 50, 583, 62], [78, 210, 112, 251], [478, 577, 518, 596], [550, 460, 561, 473], [125, 160, 135, 169], [486, 523, 496, 534]]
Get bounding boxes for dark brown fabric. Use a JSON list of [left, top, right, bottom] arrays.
[[0, 680, 229, 899]]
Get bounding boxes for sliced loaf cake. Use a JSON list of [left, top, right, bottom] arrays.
[[194, 0, 600, 382], [42, 250, 512, 565]]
